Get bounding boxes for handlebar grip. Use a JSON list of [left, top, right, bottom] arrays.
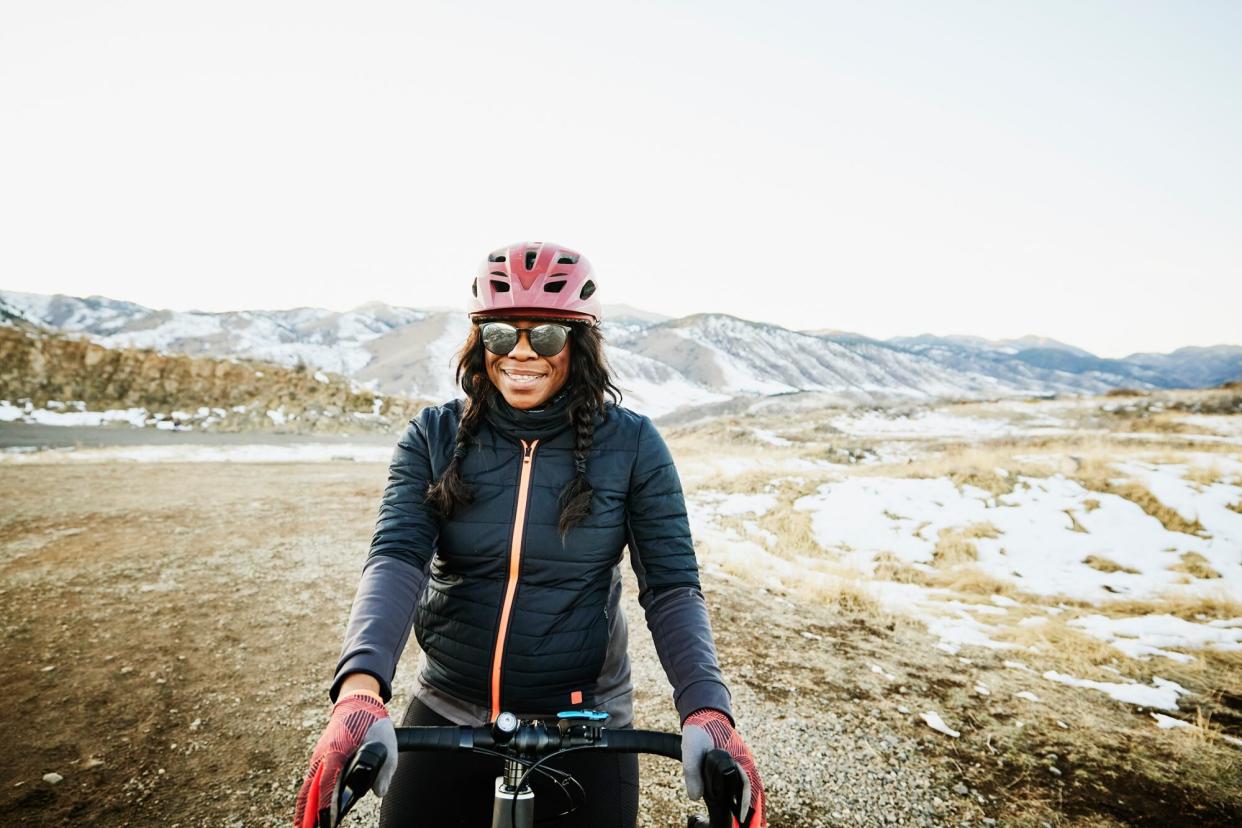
[[595, 729, 682, 760], [395, 725, 488, 752]]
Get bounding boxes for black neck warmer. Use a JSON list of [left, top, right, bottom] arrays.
[[484, 387, 574, 443]]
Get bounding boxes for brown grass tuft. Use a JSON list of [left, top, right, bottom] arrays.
[[932, 529, 979, 567], [1227, 500, 1242, 515], [1064, 509, 1088, 533], [937, 566, 1019, 597], [1101, 591, 1242, 622], [1110, 481, 1208, 536], [872, 551, 934, 586], [995, 614, 1120, 675], [1184, 465, 1225, 487], [1082, 554, 1140, 575], [794, 575, 885, 617], [1170, 551, 1222, 580]]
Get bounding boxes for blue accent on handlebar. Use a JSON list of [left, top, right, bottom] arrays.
[[556, 709, 609, 721]]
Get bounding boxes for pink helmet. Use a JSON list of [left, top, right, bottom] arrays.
[[468, 241, 601, 323]]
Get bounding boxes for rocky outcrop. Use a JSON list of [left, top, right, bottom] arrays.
[[0, 326, 429, 433]]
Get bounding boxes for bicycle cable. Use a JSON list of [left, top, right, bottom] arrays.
[[510, 745, 595, 828]]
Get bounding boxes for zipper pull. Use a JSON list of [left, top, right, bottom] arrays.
[[522, 439, 537, 462]]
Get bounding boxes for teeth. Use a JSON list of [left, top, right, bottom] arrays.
[[504, 371, 544, 385]]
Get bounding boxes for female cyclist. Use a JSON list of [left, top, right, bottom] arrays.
[[294, 241, 765, 827]]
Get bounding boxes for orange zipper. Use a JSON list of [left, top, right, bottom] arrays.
[[489, 438, 538, 721]]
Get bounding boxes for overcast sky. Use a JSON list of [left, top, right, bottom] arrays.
[[1, 1, 1239, 357]]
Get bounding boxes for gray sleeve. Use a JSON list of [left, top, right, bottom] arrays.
[[330, 555, 427, 702], [634, 580, 734, 724], [626, 416, 733, 724], [330, 414, 439, 702]]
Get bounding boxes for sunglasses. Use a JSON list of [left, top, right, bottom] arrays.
[[479, 321, 572, 357]]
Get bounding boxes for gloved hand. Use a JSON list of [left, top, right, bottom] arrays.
[[682, 708, 766, 828], [294, 692, 398, 828]]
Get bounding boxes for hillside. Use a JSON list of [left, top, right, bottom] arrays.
[[0, 326, 427, 434], [3, 289, 1241, 420]]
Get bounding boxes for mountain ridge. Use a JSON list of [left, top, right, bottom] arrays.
[[3, 289, 1239, 418]]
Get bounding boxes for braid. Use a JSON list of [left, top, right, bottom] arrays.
[[426, 328, 495, 518], [558, 400, 597, 534]]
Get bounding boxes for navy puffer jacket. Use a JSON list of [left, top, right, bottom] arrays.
[[333, 399, 732, 723]]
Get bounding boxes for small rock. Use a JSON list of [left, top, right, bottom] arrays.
[[189, 718, 202, 731], [43, 773, 63, 784], [41, 665, 56, 673], [120, 666, 134, 675], [1048, 766, 1062, 777], [801, 631, 822, 641], [82, 759, 104, 769], [952, 783, 969, 796]]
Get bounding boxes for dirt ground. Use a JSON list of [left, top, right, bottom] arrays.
[[1, 460, 1239, 827]]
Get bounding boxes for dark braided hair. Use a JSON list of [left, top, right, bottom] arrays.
[[425, 321, 622, 534]]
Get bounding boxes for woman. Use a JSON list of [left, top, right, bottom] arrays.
[[294, 241, 765, 827]]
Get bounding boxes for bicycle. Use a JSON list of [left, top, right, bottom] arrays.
[[331, 709, 750, 828]]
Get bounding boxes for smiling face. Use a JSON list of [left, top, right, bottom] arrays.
[[483, 318, 572, 409]]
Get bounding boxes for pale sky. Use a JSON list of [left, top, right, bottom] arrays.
[[1, 1, 1239, 358]]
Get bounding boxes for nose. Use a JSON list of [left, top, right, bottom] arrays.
[[507, 329, 538, 359]]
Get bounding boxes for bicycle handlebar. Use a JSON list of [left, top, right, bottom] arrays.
[[336, 716, 742, 828], [392, 723, 682, 761]]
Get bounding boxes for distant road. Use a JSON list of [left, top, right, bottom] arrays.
[[0, 422, 396, 449]]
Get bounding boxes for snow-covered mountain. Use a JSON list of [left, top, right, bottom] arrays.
[[3, 289, 1238, 418], [851, 332, 1174, 394]]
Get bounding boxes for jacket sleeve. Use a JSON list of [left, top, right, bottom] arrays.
[[626, 415, 734, 724], [330, 413, 440, 702]]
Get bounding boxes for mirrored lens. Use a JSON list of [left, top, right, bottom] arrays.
[[481, 323, 519, 355], [528, 324, 569, 356]]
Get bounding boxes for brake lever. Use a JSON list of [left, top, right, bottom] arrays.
[[333, 740, 389, 826], [700, 749, 744, 828]]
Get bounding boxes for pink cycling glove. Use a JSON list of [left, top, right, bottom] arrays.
[[294, 693, 397, 828], [682, 708, 767, 828]]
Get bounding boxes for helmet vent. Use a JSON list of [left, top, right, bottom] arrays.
[[490, 271, 507, 278], [490, 280, 511, 293], [556, 255, 578, 265], [471, 280, 478, 297], [488, 253, 507, 263], [544, 280, 566, 294], [579, 280, 596, 300], [524, 250, 538, 270]]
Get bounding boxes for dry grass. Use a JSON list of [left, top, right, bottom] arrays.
[[872, 551, 931, 585], [1069, 456, 1209, 536], [1184, 464, 1226, 486], [932, 530, 979, 567], [1064, 509, 1088, 532], [993, 613, 1121, 675], [1228, 500, 1242, 515], [1082, 554, 1141, 575], [1091, 590, 1242, 622], [861, 444, 1056, 496], [1082, 497, 1101, 512], [936, 565, 1020, 597], [1170, 551, 1223, 580], [1110, 481, 1208, 535]]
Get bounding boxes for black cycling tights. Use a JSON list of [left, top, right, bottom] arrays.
[[378, 698, 639, 827]]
